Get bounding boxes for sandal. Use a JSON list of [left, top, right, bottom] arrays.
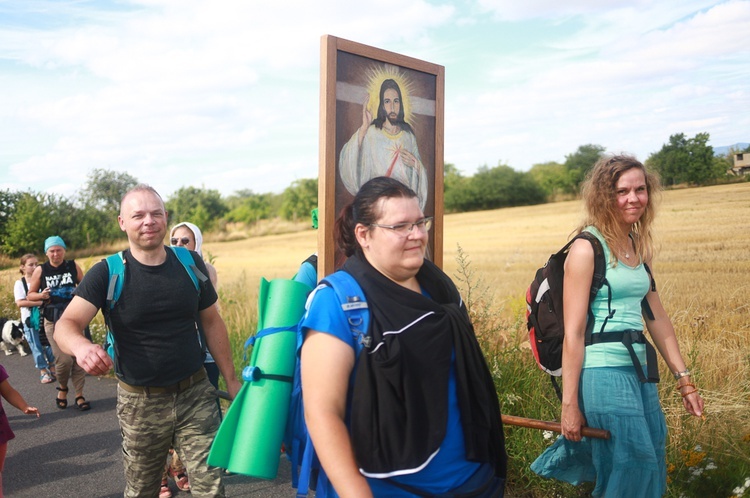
[[41, 371, 54, 384], [159, 480, 172, 498], [75, 396, 91, 411], [56, 387, 68, 409], [173, 472, 190, 492]]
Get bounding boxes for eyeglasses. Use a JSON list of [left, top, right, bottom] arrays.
[[370, 217, 433, 236], [170, 237, 191, 246]]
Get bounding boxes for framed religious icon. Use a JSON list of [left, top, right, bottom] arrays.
[[318, 35, 445, 278]]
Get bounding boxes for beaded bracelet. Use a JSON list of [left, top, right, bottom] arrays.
[[681, 388, 698, 398], [673, 369, 691, 380], [676, 382, 696, 391]]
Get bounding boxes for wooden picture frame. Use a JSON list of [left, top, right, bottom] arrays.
[[318, 35, 445, 278]]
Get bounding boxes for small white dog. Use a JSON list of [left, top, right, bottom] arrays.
[[1, 318, 30, 356]]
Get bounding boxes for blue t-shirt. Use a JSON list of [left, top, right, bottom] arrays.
[[301, 285, 481, 496], [293, 260, 318, 289]]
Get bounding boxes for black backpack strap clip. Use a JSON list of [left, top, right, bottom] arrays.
[[589, 329, 660, 383]]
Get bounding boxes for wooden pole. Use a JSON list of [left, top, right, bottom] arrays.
[[219, 391, 611, 440], [501, 414, 610, 440]]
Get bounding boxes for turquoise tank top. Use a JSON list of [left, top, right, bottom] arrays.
[[582, 226, 650, 369]]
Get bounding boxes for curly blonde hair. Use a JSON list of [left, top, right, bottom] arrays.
[[577, 154, 662, 264]]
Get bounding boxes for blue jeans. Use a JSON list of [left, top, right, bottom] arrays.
[[23, 323, 54, 371]]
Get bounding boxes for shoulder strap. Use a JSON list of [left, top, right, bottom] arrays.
[[106, 248, 208, 309], [302, 254, 318, 269], [573, 232, 607, 297], [169, 246, 208, 291], [168, 246, 209, 360], [321, 271, 370, 354], [572, 232, 611, 344], [104, 252, 125, 367], [21, 277, 28, 294], [67, 259, 79, 283], [641, 262, 656, 320], [106, 252, 126, 310], [293, 271, 368, 498]]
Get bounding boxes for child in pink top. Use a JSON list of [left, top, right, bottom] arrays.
[[0, 364, 40, 498]]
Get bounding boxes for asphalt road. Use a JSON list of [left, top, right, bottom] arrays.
[[2, 349, 302, 497]]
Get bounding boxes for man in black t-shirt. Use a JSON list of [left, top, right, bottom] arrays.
[[55, 184, 241, 498]]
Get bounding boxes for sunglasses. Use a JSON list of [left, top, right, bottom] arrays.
[[170, 237, 191, 246]]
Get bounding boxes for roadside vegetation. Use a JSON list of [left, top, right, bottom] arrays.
[[1, 133, 747, 265]]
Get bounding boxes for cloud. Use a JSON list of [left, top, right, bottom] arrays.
[[444, 0, 750, 170], [0, 0, 748, 197], [1, 0, 460, 197]]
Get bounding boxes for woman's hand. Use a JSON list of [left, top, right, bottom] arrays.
[[561, 402, 587, 442], [678, 380, 704, 417]]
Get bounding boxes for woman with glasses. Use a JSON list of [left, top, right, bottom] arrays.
[[300, 176, 506, 497], [157, 222, 218, 498], [170, 222, 218, 288]]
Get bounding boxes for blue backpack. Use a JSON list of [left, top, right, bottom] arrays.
[[244, 270, 369, 498], [103, 246, 208, 367]]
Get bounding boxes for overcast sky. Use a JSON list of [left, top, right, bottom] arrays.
[[1, 0, 748, 200]]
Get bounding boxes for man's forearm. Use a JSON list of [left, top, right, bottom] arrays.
[[54, 317, 91, 356], [207, 331, 237, 383]]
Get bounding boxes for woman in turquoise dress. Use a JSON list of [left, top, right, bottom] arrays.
[[531, 155, 704, 497]]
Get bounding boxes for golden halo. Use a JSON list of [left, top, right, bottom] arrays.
[[364, 66, 414, 125]]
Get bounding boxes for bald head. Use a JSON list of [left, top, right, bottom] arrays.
[[120, 184, 165, 217]]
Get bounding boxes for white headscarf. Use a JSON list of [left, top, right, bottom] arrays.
[[170, 221, 204, 256]]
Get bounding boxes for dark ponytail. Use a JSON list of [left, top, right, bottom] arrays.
[[335, 204, 359, 257]]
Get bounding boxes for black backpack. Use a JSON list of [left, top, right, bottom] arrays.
[[526, 231, 659, 399]]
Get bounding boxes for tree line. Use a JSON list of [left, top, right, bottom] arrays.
[[1, 132, 746, 258]]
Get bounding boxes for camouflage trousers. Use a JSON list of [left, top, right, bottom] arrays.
[[117, 376, 224, 498]]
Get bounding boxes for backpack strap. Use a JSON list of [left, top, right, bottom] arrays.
[[641, 262, 656, 320], [571, 232, 611, 345], [320, 270, 370, 353], [70, 259, 81, 284], [104, 252, 125, 367], [103, 248, 208, 366], [292, 271, 369, 498], [105, 252, 126, 309], [546, 232, 609, 400], [169, 246, 208, 292], [589, 329, 660, 383], [302, 254, 318, 268]]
